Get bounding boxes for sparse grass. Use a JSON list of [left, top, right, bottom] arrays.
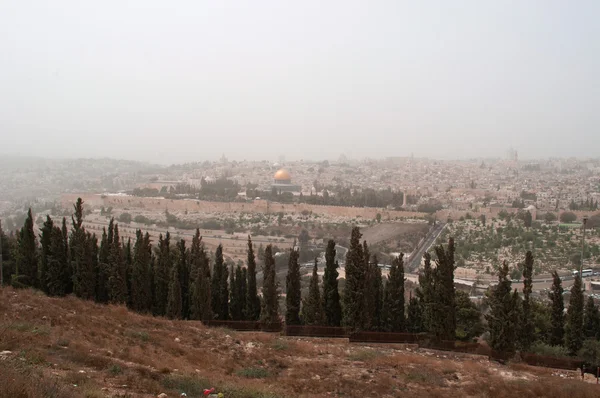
[[348, 349, 382, 362], [161, 374, 210, 395], [108, 364, 123, 375], [271, 339, 288, 351], [235, 367, 270, 379], [404, 368, 446, 386], [124, 329, 150, 342]]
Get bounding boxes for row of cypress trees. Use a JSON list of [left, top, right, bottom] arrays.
[[4, 199, 280, 323]]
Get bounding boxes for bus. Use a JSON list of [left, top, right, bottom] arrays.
[[572, 269, 593, 278]]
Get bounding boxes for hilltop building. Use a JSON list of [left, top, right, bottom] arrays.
[[271, 169, 301, 194]]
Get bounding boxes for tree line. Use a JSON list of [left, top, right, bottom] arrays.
[[2, 198, 600, 362]]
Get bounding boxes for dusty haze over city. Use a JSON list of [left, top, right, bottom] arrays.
[[1, 1, 599, 164]]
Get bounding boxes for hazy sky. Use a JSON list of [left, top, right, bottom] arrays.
[[1, 1, 599, 164]]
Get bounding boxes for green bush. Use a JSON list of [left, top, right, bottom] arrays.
[[235, 367, 270, 379], [529, 342, 570, 358]]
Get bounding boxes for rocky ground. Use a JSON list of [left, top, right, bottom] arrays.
[[1, 287, 599, 398]]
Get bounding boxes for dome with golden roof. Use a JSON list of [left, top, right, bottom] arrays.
[[274, 169, 291, 181]]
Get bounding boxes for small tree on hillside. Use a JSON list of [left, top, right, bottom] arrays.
[[382, 254, 406, 332], [245, 236, 261, 321], [565, 275, 584, 354], [322, 240, 342, 327], [486, 261, 517, 353], [302, 258, 324, 325], [166, 255, 182, 319], [343, 227, 366, 330], [584, 296, 600, 340], [520, 250, 535, 350], [153, 232, 171, 316], [549, 271, 565, 346], [285, 246, 301, 325], [261, 245, 279, 324]]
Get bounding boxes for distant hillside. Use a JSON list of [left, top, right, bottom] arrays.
[[1, 288, 598, 397]]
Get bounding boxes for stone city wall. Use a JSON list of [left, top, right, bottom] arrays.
[[61, 194, 427, 220]]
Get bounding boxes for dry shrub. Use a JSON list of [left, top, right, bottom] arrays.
[[0, 360, 72, 398]]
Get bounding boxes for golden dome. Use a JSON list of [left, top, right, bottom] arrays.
[[274, 169, 291, 181]]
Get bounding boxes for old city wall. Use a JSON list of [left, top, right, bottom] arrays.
[[61, 194, 427, 220]]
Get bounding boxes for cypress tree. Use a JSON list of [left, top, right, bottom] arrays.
[[382, 254, 406, 332], [231, 265, 245, 321], [82, 231, 98, 300], [549, 270, 565, 346], [406, 295, 424, 333], [229, 265, 239, 320], [322, 240, 342, 327], [14, 208, 38, 288], [46, 226, 69, 297], [61, 217, 72, 294], [430, 238, 456, 341], [189, 229, 212, 321], [70, 199, 91, 298], [565, 275, 584, 354], [285, 247, 301, 325], [166, 253, 182, 319], [455, 290, 484, 341], [153, 232, 171, 316], [343, 227, 366, 331], [108, 224, 128, 304], [176, 239, 190, 319], [39, 215, 54, 294], [583, 296, 600, 340], [302, 258, 324, 325], [365, 254, 383, 331], [486, 261, 517, 353], [246, 236, 261, 321], [261, 244, 279, 324], [130, 230, 153, 313], [96, 225, 111, 303], [240, 267, 248, 320], [211, 245, 229, 320], [486, 261, 516, 352], [417, 252, 434, 332], [124, 237, 133, 306], [520, 250, 535, 350]]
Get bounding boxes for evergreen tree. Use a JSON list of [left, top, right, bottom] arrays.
[[322, 240, 342, 327], [302, 258, 324, 325], [39, 215, 54, 294], [61, 217, 72, 294], [261, 244, 279, 324], [166, 252, 182, 319], [46, 226, 69, 296], [96, 225, 111, 303], [189, 229, 212, 321], [130, 230, 153, 313], [565, 275, 584, 354], [285, 247, 301, 325], [229, 265, 238, 320], [343, 227, 366, 330], [245, 236, 261, 321], [430, 238, 456, 340], [108, 224, 128, 304], [14, 208, 38, 288], [211, 245, 229, 320], [176, 239, 190, 319], [70, 199, 95, 299], [153, 233, 171, 316], [240, 267, 248, 320], [416, 252, 434, 332], [549, 270, 565, 346], [583, 296, 600, 340], [82, 231, 99, 300], [486, 261, 517, 353], [382, 254, 406, 332], [520, 250, 535, 350], [455, 290, 484, 341], [124, 237, 133, 306], [231, 264, 245, 321], [406, 295, 424, 333], [365, 253, 383, 331]]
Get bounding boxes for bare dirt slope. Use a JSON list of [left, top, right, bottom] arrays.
[[0, 287, 598, 398]]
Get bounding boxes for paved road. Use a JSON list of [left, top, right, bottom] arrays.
[[405, 222, 446, 272]]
